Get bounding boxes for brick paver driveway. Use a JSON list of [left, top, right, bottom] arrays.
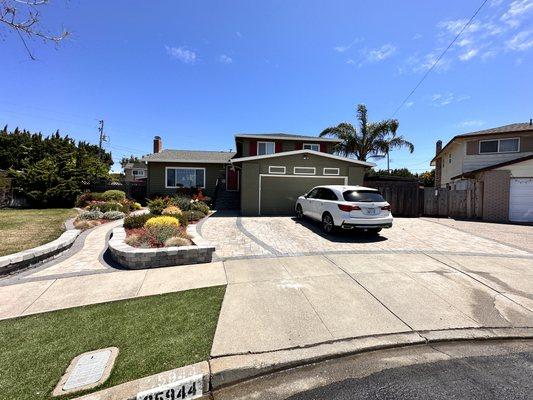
[[200, 213, 532, 260]]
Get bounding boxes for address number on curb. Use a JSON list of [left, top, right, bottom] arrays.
[[136, 374, 203, 400]]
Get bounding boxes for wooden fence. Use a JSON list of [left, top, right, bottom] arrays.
[[423, 182, 483, 219], [363, 177, 422, 217]]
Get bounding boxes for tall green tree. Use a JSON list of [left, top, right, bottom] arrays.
[[1, 127, 113, 207], [319, 104, 414, 166]]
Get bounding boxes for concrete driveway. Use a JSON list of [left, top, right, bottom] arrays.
[[199, 213, 531, 260]]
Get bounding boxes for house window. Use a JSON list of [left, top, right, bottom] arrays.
[[323, 167, 340, 175], [268, 166, 286, 174], [479, 138, 519, 154], [294, 167, 316, 175], [448, 154, 452, 164], [166, 167, 205, 188], [303, 143, 320, 152], [257, 142, 275, 155], [132, 169, 145, 177]]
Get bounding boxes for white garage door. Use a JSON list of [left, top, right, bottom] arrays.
[[509, 178, 533, 222]]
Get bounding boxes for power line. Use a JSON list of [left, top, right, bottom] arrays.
[[391, 0, 489, 117]]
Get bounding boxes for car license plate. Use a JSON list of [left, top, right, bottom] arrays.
[[137, 374, 203, 400], [363, 207, 378, 215]]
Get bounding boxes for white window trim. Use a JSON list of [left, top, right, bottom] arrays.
[[268, 165, 286, 174], [132, 169, 146, 176], [479, 137, 520, 154], [257, 141, 276, 156], [165, 167, 206, 189], [323, 167, 340, 176], [303, 143, 320, 151], [294, 167, 316, 175]]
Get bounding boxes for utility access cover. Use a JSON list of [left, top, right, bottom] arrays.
[[53, 347, 119, 396]]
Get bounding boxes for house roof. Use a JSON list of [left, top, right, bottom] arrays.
[[431, 122, 533, 164], [230, 149, 375, 167], [124, 161, 147, 169], [235, 133, 342, 142], [141, 149, 236, 164], [451, 154, 533, 180]]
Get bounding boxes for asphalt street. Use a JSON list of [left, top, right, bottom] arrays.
[[213, 340, 533, 400]]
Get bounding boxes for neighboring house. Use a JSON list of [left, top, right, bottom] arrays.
[[141, 134, 374, 216], [123, 162, 148, 182], [431, 121, 533, 222]]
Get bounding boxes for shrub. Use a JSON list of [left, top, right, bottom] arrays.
[[102, 190, 126, 202], [164, 236, 191, 247], [175, 212, 189, 228], [76, 192, 94, 208], [190, 201, 210, 215], [145, 224, 181, 246], [88, 201, 123, 213], [103, 211, 125, 220], [162, 205, 182, 216], [123, 213, 154, 229], [144, 215, 180, 229], [78, 210, 104, 220], [172, 195, 191, 211], [125, 229, 150, 248], [147, 197, 171, 215], [132, 202, 142, 210], [92, 192, 106, 201], [186, 210, 206, 222]]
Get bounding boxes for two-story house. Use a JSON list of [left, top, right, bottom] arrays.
[[431, 121, 533, 222], [141, 133, 374, 216]]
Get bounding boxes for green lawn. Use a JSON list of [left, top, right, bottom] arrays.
[[0, 286, 226, 399], [0, 208, 78, 257]]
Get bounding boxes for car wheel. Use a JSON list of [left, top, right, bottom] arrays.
[[322, 212, 334, 234], [295, 204, 304, 219]]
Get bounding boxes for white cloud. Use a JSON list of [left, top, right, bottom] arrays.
[[346, 59, 356, 65], [366, 43, 397, 61], [459, 48, 479, 60], [501, 0, 533, 27], [457, 120, 485, 128], [334, 37, 363, 53], [405, 101, 414, 108], [236, 31, 242, 38], [219, 54, 233, 64], [506, 30, 533, 50], [431, 92, 470, 107], [165, 46, 197, 64], [412, 33, 423, 40]]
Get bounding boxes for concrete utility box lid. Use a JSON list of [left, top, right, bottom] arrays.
[[53, 347, 119, 396]]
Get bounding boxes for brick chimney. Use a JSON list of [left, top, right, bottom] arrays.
[[153, 136, 162, 153], [434, 140, 442, 188]]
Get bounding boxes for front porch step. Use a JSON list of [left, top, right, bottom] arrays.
[[215, 190, 240, 210]]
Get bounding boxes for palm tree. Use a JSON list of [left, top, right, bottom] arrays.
[[319, 104, 414, 170]]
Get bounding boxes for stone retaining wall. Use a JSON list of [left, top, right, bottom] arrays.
[[0, 229, 81, 275], [108, 224, 215, 269]]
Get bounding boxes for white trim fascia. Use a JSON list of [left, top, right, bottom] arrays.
[[235, 134, 342, 143], [323, 167, 340, 175], [258, 174, 348, 215], [165, 166, 206, 189], [268, 165, 286, 174], [294, 166, 316, 175], [230, 149, 375, 167]]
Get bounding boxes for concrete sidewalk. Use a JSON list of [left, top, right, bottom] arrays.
[[0, 261, 226, 319]]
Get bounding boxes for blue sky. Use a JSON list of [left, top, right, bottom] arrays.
[[2, 0, 532, 172]]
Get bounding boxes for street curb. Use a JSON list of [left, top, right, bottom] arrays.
[[71, 327, 533, 399], [73, 361, 210, 400], [209, 326, 533, 389]]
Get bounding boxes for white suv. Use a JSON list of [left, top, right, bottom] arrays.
[[295, 185, 393, 235]]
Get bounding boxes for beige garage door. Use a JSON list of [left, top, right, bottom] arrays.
[[260, 175, 346, 215], [509, 178, 533, 222]]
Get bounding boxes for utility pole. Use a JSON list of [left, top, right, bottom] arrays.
[[98, 120, 107, 159]]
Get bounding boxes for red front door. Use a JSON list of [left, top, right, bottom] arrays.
[[226, 166, 239, 191]]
